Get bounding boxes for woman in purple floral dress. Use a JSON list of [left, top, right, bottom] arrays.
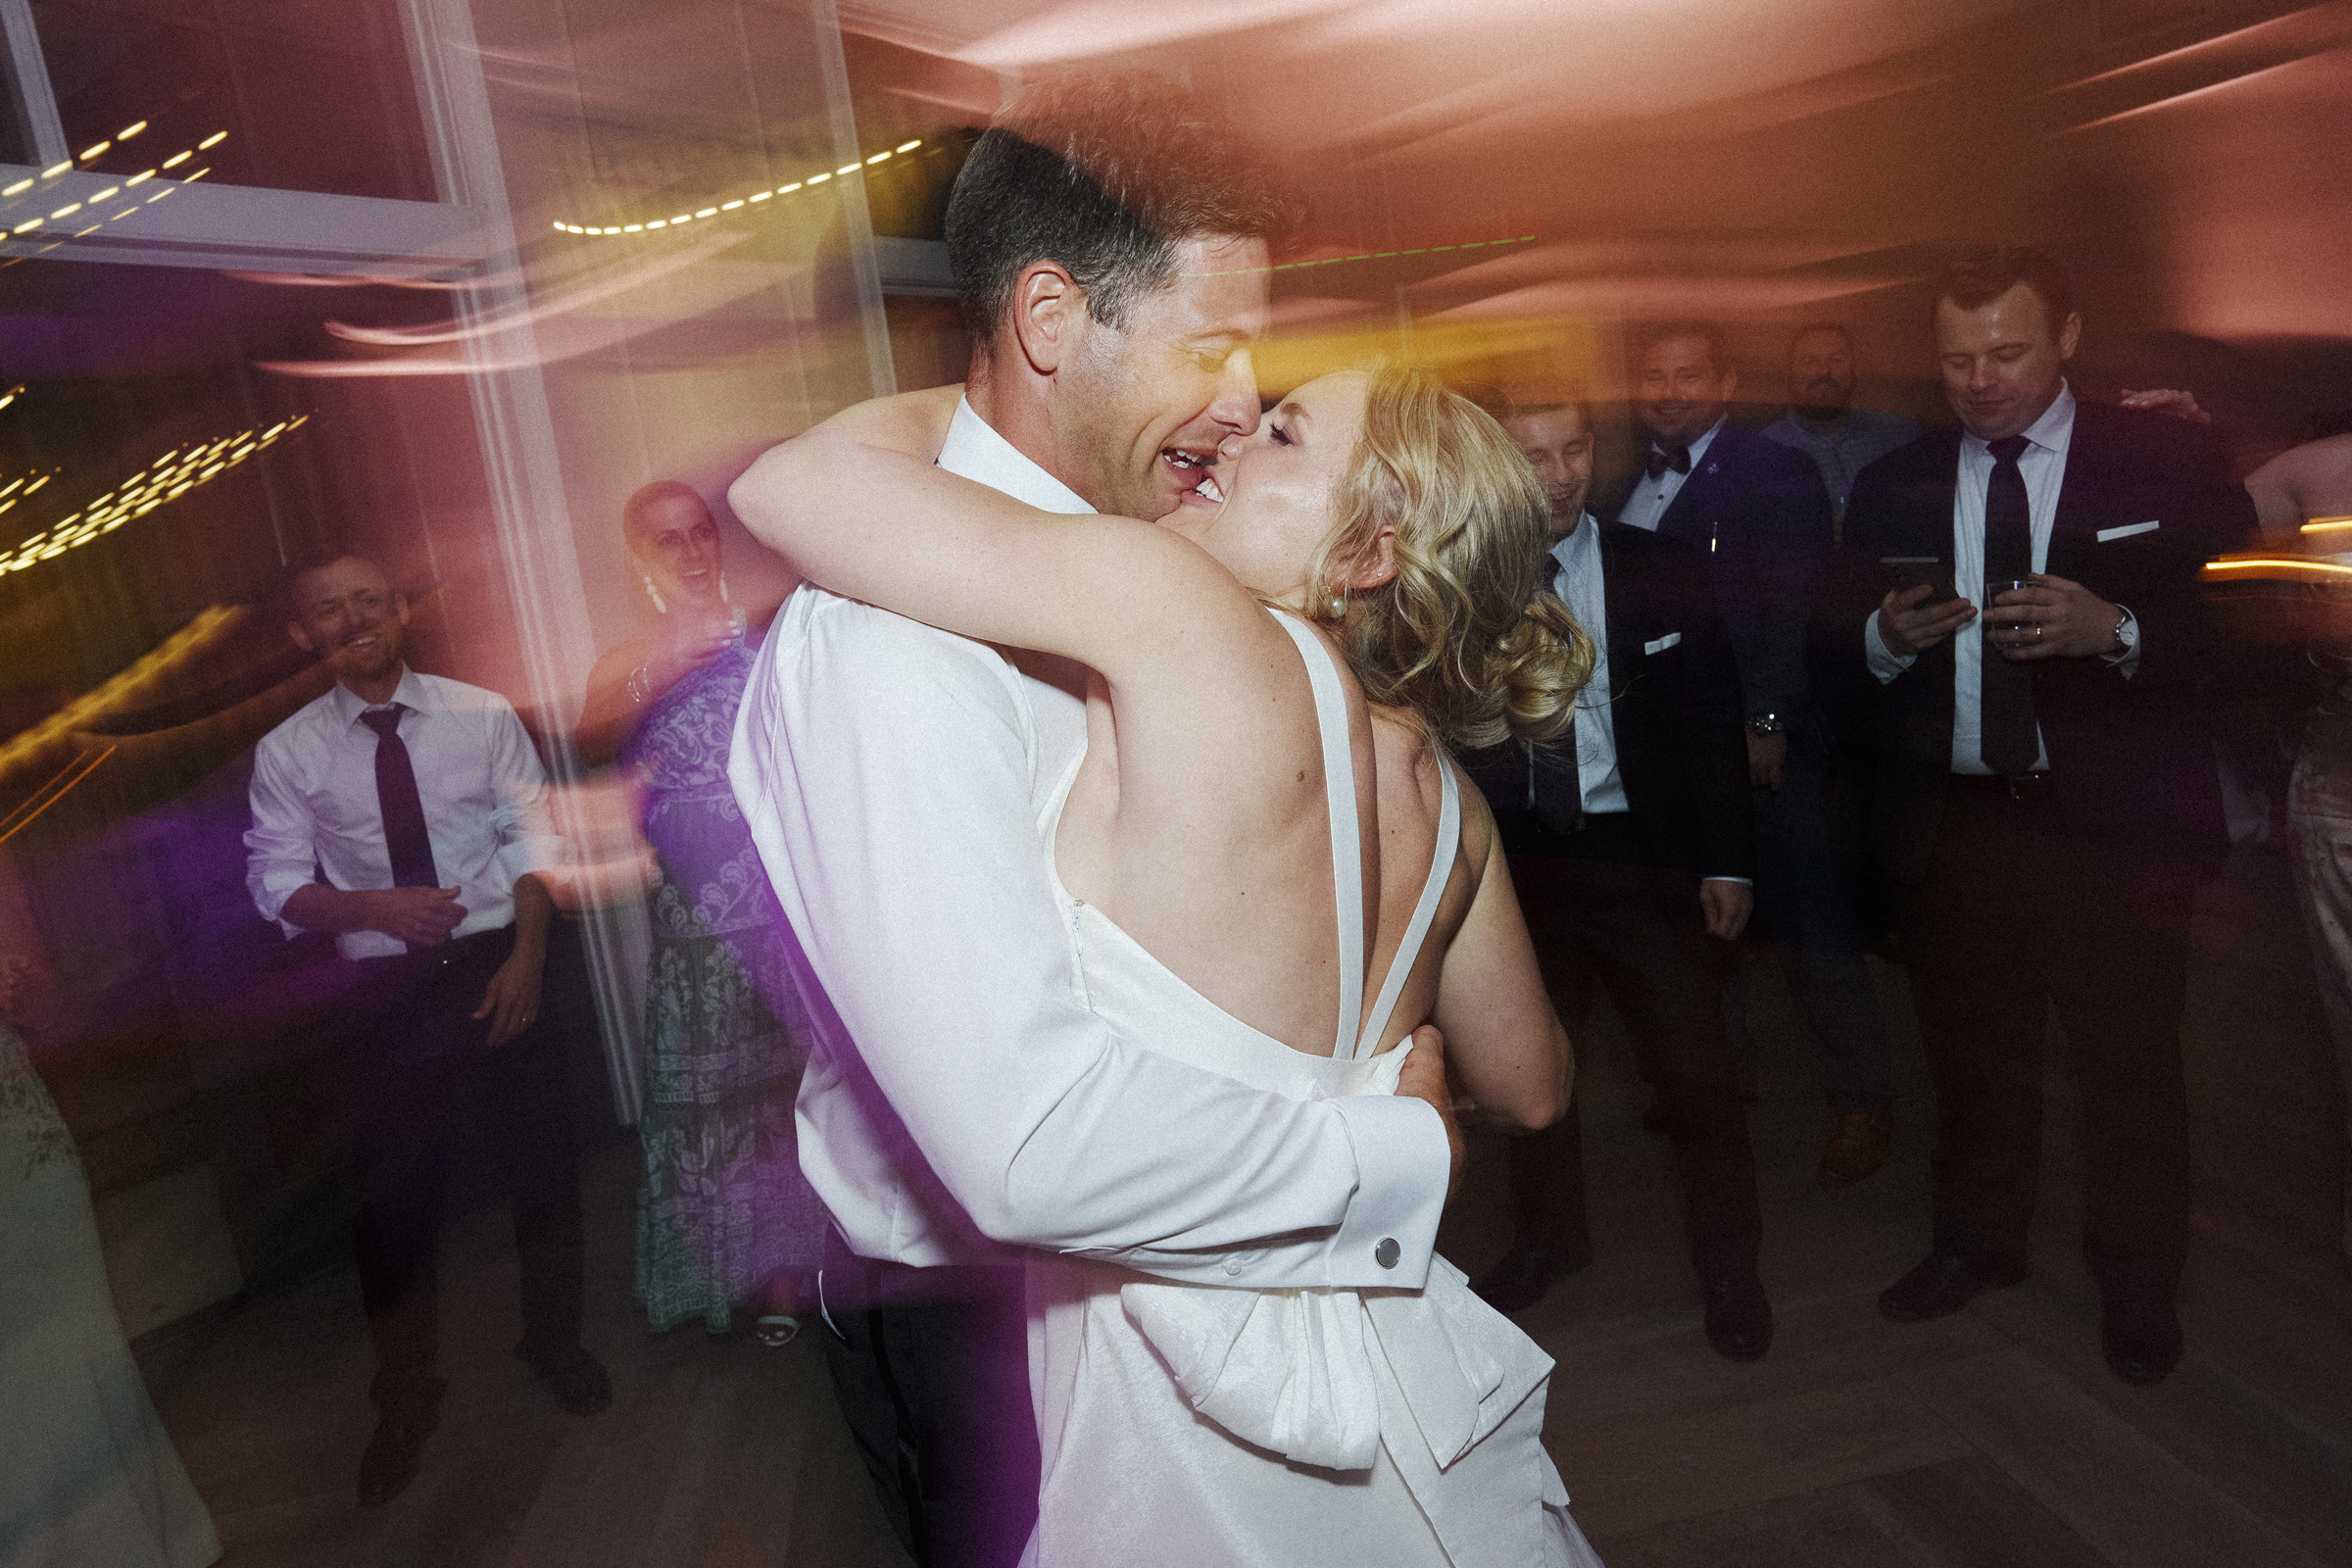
[[579, 482, 825, 1341]]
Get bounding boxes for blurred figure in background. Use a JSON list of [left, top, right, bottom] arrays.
[[1762, 323, 1921, 536], [576, 482, 824, 1344], [1469, 386, 1772, 1360], [244, 552, 607, 1505], [1607, 322, 1895, 1185], [1824, 247, 2254, 1384], [0, 951, 221, 1567], [2244, 432, 2352, 1268]]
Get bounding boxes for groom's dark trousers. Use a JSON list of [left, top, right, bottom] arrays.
[[819, 1229, 1038, 1568]]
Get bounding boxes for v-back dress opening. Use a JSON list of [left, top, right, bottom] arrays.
[[1020, 611, 1602, 1567]]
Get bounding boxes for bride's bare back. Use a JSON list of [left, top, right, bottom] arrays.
[[1054, 618, 1483, 1060]]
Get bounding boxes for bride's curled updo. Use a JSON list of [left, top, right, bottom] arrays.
[[1303, 364, 1593, 749]]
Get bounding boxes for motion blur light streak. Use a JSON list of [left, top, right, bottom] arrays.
[[0, 419, 309, 577], [2301, 518, 2352, 533], [317, 235, 735, 343], [0, 133, 229, 240], [0, 747, 118, 848], [2203, 558, 2352, 579], [1185, 233, 1539, 276], [551, 138, 926, 236]]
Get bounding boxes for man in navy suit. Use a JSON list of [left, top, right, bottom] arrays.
[[1465, 390, 1769, 1360], [1821, 248, 2253, 1383], [1607, 324, 1898, 1188]]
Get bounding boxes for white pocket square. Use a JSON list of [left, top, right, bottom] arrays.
[[2097, 520, 2161, 542], [1644, 632, 1682, 655]]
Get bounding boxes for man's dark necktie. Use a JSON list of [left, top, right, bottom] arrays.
[[361, 706, 441, 897], [1643, 443, 1692, 481], [1980, 434, 2037, 775]]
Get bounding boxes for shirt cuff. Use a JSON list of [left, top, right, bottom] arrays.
[[2100, 605, 2141, 677], [1323, 1094, 1449, 1290], [1865, 610, 1918, 684]]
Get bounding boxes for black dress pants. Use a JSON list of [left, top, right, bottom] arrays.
[[1894, 776, 2194, 1298], [817, 1229, 1038, 1568], [1504, 814, 1763, 1284], [341, 924, 585, 1405]]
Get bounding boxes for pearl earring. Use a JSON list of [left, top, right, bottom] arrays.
[[642, 574, 668, 614]]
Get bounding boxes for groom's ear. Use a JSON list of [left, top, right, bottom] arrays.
[[1009, 260, 1081, 377]]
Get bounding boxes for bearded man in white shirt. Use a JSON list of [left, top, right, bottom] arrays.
[[728, 75, 1461, 1567], [245, 551, 606, 1506]]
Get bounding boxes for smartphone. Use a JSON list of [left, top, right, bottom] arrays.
[[1883, 556, 1956, 607]]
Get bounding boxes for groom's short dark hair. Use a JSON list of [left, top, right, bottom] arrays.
[[945, 73, 1302, 353]]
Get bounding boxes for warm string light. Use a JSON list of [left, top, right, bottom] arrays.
[[0, 468, 58, 518], [550, 137, 929, 237], [0, 417, 306, 576], [2, 126, 226, 245], [0, 385, 24, 413], [2298, 516, 2352, 533]]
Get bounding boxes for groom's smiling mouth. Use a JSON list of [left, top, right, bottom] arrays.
[[1164, 447, 1225, 506]]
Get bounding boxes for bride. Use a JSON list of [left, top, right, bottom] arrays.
[[732, 363, 1604, 1565]]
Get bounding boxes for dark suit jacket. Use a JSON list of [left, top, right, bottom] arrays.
[[1464, 522, 1754, 879], [1602, 419, 1835, 728], [1816, 399, 2254, 884]]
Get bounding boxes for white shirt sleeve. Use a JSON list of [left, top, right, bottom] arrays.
[[740, 608, 1448, 1290], [481, 698, 563, 888], [1865, 610, 1920, 684], [245, 732, 320, 937]]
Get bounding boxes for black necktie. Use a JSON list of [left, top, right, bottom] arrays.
[[1980, 435, 2037, 775], [360, 706, 441, 894], [1643, 444, 1692, 481]]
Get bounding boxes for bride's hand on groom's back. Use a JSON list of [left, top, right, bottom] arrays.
[[1396, 1024, 1467, 1204]]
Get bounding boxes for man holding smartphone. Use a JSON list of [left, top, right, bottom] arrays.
[[1824, 248, 2253, 1384]]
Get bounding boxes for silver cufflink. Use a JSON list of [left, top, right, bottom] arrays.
[[1375, 1238, 1399, 1269]]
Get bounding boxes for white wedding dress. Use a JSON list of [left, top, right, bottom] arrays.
[[1021, 612, 1604, 1566]]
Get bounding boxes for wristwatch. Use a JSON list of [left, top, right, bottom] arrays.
[[2106, 607, 2138, 659], [1748, 712, 1788, 737]]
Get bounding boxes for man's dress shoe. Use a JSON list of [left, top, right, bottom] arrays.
[[514, 1340, 612, 1415], [2102, 1296, 2183, 1385], [357, 1376, 446, 1506], [1471, 1239, 1592, 1315], [1702, 1275, 1773, 1361], [1817, 1110, 1892, 1187], [1877, 1251, 2027, 1323]]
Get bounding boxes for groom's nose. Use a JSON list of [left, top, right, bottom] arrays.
[[1207, 347, 1261, 436]]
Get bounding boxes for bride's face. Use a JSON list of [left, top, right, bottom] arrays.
[[1160, 370, 1370, 607]]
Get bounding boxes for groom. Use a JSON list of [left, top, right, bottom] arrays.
[[728, 76, 1461, 1567]]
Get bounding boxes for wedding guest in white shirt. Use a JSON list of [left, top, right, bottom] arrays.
[[244, 551, 607, 1506], [1465, 389, 1770, 1358], [1823, 247, 2254, 1384], [726, 76, 1458, 1567]]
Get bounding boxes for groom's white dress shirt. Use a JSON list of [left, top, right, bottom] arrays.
[[728, 398, 1449, 1289]]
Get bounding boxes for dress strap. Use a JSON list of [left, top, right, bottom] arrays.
[[1266, 611, 1365, 1060], [1354, 748, 1459, 1058]]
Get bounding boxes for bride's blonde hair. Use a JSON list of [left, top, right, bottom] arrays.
[[1301, 364, 1592, 748]]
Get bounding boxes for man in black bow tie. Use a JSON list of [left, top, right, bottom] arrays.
[[1605, 324, 1895, 1187]]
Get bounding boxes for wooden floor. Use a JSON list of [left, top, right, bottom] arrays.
[[135, 843, 2352, 1567]]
